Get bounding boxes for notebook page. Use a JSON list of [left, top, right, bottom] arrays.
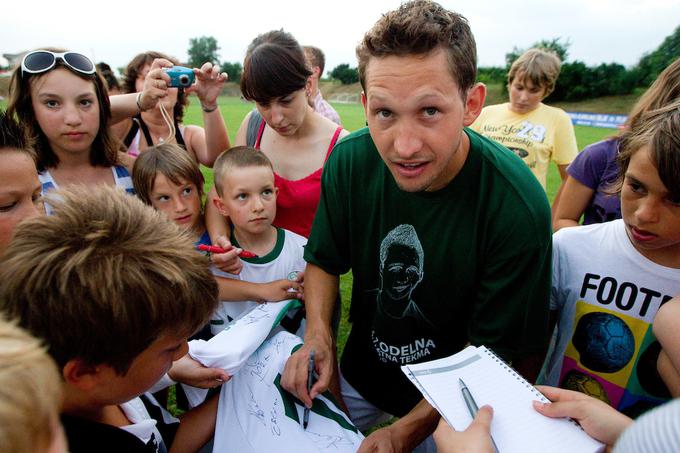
[[403, 346, 604, 453]]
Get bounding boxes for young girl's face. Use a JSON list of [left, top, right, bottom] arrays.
[[256, 84, 310, 137], [149, 173, 203, 234], [0, 151, 43, 255], [621, 145, 680, 266], [30, 68, 100, 157]]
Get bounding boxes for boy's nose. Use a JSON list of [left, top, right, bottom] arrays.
[[636, 198, 660, 224]]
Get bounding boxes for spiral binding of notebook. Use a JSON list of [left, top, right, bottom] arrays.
[[401, 345, 605, 453], [481, 346, 584, 430]]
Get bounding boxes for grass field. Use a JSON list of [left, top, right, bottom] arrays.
[[183, 96, 613, 356]]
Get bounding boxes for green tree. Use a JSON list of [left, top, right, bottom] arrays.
[[330, 63, 359, 85], [505, 37, 571, 67], [188, 36, 220, 68], [635, 25, 680, 86], [221, 61, 242, 82]]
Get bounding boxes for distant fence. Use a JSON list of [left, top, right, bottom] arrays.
[[567, 112, 627, 129], [329, 93, 360, 104]]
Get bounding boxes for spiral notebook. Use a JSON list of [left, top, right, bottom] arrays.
[[402, 345, 604, 453]]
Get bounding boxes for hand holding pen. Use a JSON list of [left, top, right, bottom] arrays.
[[197, 244, 259, 258], [459, 379, 499, 453], [207, 235, 245, 275], [303, 349, 315, 430]]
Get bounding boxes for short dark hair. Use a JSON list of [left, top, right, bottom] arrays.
[[213, 146, 274, 197], [0, 185, 218, 374], [0, 109, 32, 155], [132, 143, 205, 205], [7, 48, 119, 172], [240, 30, 312, 104], [304, 46, 325, 76], [356, 0, 477, 96], [96, 62, 121, 92], [123, 51, 188, 123]]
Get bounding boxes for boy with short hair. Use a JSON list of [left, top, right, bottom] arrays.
[[0, 185, 220, 453], [471, 47, 578, 190], [210, 146, 307, 331]]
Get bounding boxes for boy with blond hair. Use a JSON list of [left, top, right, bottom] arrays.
[[472, 47, 578, 189], [210, 146, 306, 331], [0, 185, 220, 453], [0, 317, 65, 453]]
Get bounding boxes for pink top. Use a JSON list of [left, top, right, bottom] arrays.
[[255, 122, 342, 238]]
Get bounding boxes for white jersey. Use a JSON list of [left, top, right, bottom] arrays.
[[210, 228, 307, 335], [212, 331, 364, 453]]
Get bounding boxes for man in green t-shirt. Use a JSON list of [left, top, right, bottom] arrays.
[[282, 1, 552, 451]]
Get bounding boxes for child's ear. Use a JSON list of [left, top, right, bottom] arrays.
[[62, 358, 106, 391], [212, 196, 229, 217]]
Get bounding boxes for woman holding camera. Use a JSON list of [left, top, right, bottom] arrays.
[[112, 51, 230, 168]]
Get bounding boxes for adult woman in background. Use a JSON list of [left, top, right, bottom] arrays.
[[113, 51, 230, 167]]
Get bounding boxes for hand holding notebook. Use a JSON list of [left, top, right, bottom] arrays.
[[401, 345, 605, 453]]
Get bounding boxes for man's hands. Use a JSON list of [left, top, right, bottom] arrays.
[[534, 385, 632, 447], [281, 328, 334, 408]]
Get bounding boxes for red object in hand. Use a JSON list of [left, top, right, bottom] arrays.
[[196, 244, 259, 258]]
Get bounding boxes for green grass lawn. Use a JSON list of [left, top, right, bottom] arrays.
[[184, 96, 614, 356]]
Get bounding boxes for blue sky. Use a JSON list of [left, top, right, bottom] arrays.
[[2, 0, 678, 75]]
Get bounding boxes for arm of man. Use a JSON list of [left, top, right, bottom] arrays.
[[358, 398, 440, 453], [170, 393, 219, 453], [281, 263, 339, 407]]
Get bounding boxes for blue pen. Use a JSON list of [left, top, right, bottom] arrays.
[[303, 350, 315, 430], [459, 378, 500, 453]]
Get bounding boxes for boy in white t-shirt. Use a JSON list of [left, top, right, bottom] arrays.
[[539, 102, 680, 418], [210, 146, 307, 334]]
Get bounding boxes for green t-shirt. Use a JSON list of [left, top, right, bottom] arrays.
[[305, 127, 552, 416]]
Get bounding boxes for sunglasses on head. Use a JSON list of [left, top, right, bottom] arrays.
[[21, 50, 96, 77]]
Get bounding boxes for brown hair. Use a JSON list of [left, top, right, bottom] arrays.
[[0, 185, 218, 374], [213, 146, 274, 196], [625, 57, 680, 130], [0, 317, 62, 453], [123, 51, 188, 123], [0, 109, 34, 157], [240, 30, 312, 104], [614, 100, 680, 202], [507, 48, 562, 97], [132, 143, 205, 206], [356, 0, 477, 97], [6, 47, 119, 172], [304, 46, 326, 75]]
